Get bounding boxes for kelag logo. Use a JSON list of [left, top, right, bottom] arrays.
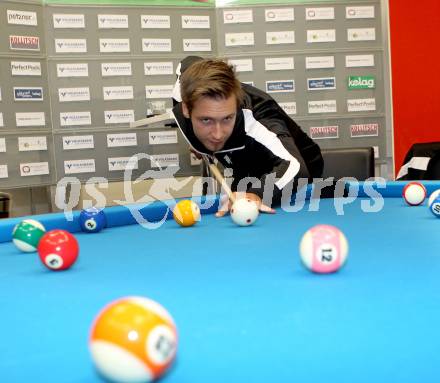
[[348, 76, 375, 90]]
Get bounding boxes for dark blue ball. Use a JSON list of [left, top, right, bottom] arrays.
[[79, 207, 106, 233]]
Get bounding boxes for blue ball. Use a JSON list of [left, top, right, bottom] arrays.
[[79, 207, 106, 233], [429, 196, 440, 218]]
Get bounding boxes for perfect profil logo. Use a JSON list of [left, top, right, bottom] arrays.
[[348, 76, 375, 90]]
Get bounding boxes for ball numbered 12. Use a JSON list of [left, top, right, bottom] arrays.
[[89, 296, 178, 383], [79, 207, 107, 233], [12, 219, 46, 253], [299, 224, 348, 274]]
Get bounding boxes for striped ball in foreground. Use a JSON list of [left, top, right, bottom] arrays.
[[299, 225, 348, 274], [89, 297, 178, 383], [12, 219, 46, 252]]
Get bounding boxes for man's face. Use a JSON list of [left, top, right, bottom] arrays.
[[183, 94, 237, 152]]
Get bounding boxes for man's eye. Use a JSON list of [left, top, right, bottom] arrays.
[[202, 119, 211, 124], [224, 116, 232, 122]]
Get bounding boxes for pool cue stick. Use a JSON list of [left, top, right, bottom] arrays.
[[129, 111, 173, 128], [203, 156, 236, 204]]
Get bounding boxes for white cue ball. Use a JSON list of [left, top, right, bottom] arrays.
[[230, 198, 259, 226]]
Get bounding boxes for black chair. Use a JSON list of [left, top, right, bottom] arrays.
[[320, 147, 375, 181]]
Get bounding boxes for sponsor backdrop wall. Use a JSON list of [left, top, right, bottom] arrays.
[[389, 0, 440, 176], [0, 0, 392, 191]]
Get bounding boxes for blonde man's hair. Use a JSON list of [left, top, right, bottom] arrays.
[[180, 59, 244, 114]]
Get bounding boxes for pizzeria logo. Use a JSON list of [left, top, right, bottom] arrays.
[[9, 35, 39, 51], [7, 10, 37, 26]]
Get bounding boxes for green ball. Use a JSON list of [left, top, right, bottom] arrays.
[[12, 219, 46, 252]]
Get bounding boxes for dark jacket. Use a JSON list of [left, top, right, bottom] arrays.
[[171, 83, 323, 205]]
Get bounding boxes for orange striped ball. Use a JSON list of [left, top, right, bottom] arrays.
[[89, 297, 178, 382]]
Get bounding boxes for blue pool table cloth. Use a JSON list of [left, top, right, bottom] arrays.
[[1, 181, 440, 383]]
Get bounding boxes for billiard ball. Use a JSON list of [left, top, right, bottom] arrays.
[[89, 296, 178, 383], [428, 189, 440, 207], [230, 198, 259, 226], [299, 224, 348, 274], [172, 200, 200, 227], [37, 229, 79, 271], [429, 195, 440, 217], [79, 207, 106, 233], [12, 219, 46, 252], [402, 182, 427, 206]]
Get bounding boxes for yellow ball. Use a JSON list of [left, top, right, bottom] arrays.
[[172, 200, 200, 227]]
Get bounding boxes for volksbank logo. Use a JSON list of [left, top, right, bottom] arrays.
[[108, 157, 139, 171], [107, 133, 137, 147], [58, 88, 90, 102], [55, 39, 87, 53], [100, 39, 130, 52], [182, 15, 210, 28], [102, 63, 132, 76], [141, 15, 170, 29], [63, 135, 94, 150], [183, 39, 211, 51], [60, 112, 91, 126], [57, 63, 89, 77], [98, 15, 128, 29], [103, 86, 134, 100], [144, 62, 173, 75], [142, 39, 172, 52], [145, 86, 174, 99], [64, 159, 95, 174], [104, 110, 134, 124], [348, 76, 375, 89], [53, 14, 85, 28]]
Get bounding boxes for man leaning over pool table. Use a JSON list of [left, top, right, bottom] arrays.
[[171, 56, 323, 216]]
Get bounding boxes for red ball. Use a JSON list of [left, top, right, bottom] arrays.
[[37, 230, 79, 271]]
